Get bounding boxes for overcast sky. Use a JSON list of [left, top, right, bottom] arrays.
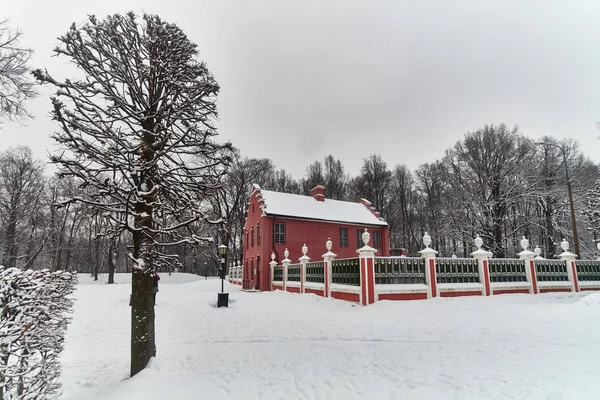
[[2, 0, 600, 178]]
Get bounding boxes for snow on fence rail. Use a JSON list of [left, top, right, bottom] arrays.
[[267, 232, 600, 305]]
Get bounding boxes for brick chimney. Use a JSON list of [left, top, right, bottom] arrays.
[[310, 185, 325, 202]]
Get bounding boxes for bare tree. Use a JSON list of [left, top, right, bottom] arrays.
[[585, 178, 600, 242], [34, 12, 229, 376], [300, 160, 325, 195], [208, 148, 284, 262], [350, 154, 392, 214], [0, 146, 46, 268], [441, 124, 536, 257], [323, 155, 349, 200], [267, 168, 301, 194], [0, 19, 36, 122]]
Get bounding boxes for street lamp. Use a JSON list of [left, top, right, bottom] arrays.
[[535, 141, 580, 258], [217, 244, 229, 308]]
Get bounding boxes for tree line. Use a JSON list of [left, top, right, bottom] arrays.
[[2, 124, 599, 279]]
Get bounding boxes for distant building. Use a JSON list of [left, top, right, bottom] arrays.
[[243, 184, 390, 290], [390, 248, 408, 257]]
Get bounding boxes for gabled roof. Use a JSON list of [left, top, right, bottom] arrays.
[[252, 185, 387, 226]]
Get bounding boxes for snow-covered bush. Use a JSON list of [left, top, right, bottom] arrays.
[[0, 267, 77, 399]]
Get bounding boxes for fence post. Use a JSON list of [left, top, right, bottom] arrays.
[[281, 249, 291, 292], [269, 252, 277, 291], [471, 235, 491, 296], [558, 238, 579, 292], [597, 242, 600, 261], [518, 236, 537, 294], [534, 246, 544, 260], [322, 238, 336, 298], [299, 245, 310, 294], [418, 232, 438, 298], [357, 229, 377, 305]]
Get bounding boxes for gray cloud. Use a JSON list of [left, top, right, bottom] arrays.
[[3, 0, 600, 177]]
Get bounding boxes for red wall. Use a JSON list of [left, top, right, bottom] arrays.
[[243, 188, 390, 291], [269, 216, 390, 261]]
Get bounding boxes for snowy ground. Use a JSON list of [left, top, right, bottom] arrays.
[[60, 273, 600, 400]]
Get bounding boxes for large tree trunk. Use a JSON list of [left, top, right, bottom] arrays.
[[130, 215, 156, 376], [93, 237, 100, 281], [108, 238, 116, 284], [544, 197, 556, 258], [87, 227, 93, 276], [22, 233, 48, 270], [0, 354, 6, 399], [3, 215, 17, 268], [130, 125, 157, 377], [64, 216, 83, 272], [52, 204, 70, 272]]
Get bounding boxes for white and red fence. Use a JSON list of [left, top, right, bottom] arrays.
[[268, 230, 600, 306], [228, 261, 243, 285]]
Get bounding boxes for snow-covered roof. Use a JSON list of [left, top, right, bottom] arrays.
[[255, 187, 387, 226]]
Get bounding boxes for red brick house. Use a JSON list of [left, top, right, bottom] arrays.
[[243, 184, 390, 290]]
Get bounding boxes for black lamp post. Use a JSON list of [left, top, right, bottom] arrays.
[[535, 141, 580, 258], [217, 244, 229, 307]]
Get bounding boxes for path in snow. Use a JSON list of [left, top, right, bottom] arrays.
[[60, 273, 600, 400]]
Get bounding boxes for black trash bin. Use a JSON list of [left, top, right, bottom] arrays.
[[217, 292, 229, 308]]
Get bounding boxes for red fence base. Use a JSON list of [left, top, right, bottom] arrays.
[[493, 289, 530, 295], [331, 291, 359, 302], [440, 291, 481, 298], [305, 288, 324, 296], [378, 293, 427, 301], [539, 288, 572, 294]]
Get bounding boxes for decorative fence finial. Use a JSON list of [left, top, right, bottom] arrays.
[[302, 244, 308, 256], [534, 246, 542, 258], [597, 242, 600, 252], [326, 238, 332, 251], [362, 229, 370, 246], [452, 253, 457, 258], [423, 232, 431, 248], [520, 236, 529, 251], [284, 248, 289, 259], [474, 235, 483, 250], [271, 252, 276, 262], [560, 238, 569, 252]]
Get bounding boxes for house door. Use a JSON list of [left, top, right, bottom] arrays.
[[255, 257, 261, 291]]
